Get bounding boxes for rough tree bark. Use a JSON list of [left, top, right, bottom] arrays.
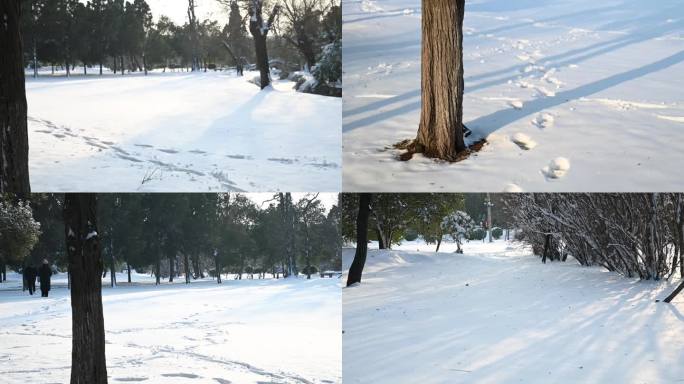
[[248, 2, 280, 89], [401, 0, 467, 161], [0, 0, 31, 194], [64, 194, 108, 384], [347, 194, 372, 287]]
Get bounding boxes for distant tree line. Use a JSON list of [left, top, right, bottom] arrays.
[[340, 193, 514, 252], [0, 193, 341, 285], [19, 0, 342, 91]]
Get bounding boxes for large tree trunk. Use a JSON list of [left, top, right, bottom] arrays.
[[0, 1, 31, 194], [254, 32, 270, 88], [64, 194, 108, 384], [347, 194, 372, 287], [414, 0, 466, 160]]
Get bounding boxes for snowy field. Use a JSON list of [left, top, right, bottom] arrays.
[[343, 240, 684, 383], [0, 273, 341, 384], [343, 0, 684, 192], [27, 69, 341, 192]]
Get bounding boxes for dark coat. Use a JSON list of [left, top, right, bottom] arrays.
[[39, 264, 52, 291], [23, 266, 37, 282]]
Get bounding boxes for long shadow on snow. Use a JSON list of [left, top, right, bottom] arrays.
[[468, 49, 684, 137], [343, 22, 683, 133]]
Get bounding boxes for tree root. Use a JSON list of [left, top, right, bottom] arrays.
[[395, 138, 487, 162]]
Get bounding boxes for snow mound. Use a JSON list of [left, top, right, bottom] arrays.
[[503, 183, 524, 193]]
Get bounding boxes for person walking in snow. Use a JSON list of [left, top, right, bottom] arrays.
[[23, 264, 37, 295], [38, 259, 52, 297]]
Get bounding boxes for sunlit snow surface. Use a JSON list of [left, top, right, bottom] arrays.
[[343, 239, 684, 383], [343, 0, 684, 191], [0, 273, 341, 384], [27, 70, 341, 192]]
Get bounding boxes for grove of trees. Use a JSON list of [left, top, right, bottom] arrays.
[[18, 0, 342, 94], [0, 193, 341, 285]]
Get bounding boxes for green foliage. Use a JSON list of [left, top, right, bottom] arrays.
[[468, 228, 486, 241], [0, 198, 41, 269], [492, 227, 503, 240], [403, 229, 418, 242], [313, 40, 341, 85]]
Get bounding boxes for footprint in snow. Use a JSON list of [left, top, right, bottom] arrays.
[[511, 133, 537, 150], [508, 100, 524, 110], [542, 157, 571, 179], [532, 113, 555, 129]]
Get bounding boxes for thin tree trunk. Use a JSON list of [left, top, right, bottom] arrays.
[[542, 234, 551, 264], [375, 228, 385, 249], [184, 253, 190, 283], [127, 261, 131, 283], [347, 194, 372, 287], [413, 0, 466, 159], [155, 250, 160, 285], [168, 256, 174, 283], [64, 194, 108, 384], [663, 280, 684, 303], [436, 236, 442, 252], [0, 0, 31, 194]]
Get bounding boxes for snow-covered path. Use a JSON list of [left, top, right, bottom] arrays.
[[27, 70, 341, 192], [0, 276, 341, 384], [343, 240, 684, 383], [343, 0, 684, 192]]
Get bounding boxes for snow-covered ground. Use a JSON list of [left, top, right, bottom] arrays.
[[343, 239, 684, 383], [27, 69, 341, 192], [0, 273, 341, 384], [343, 0, 684, 192]]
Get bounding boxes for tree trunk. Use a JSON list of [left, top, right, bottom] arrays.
[[436, 236, 442, 252], [542, 234, 551, 264], [99, 62, 103, 76], [120, 57, 124, 76], [127, 262, 131, 283], [347, 194, 372, 287], [168, 256, 174, 283], [109, 253, 115, 288], [184, 253, 190, 283], [64, 194, 108, 384], [143, 53, 148, 76], [155, 250, 160, 285], [215, 255, 222, 284], [0, 0, 31, 194], [375, 228, 385, 249], [663, 280, 684, 303], [414, 0, 466, 159]]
